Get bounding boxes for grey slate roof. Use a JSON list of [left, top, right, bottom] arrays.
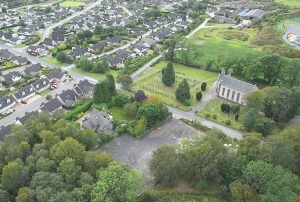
[[219, 75, 256, 94], [14, 85, 34, 100], [16, 111, 39, 125], [46, 70, 64, 80], [41, 98, 62, 114], [74, 79, 93, 95], [58, 89, 77, 107], [0, 124, 13, 141], [82, 108, 113, 132], [2, 71, 22, 82], [0, 96, 16, 111], [244, 9, 266, 19], [24, 63, 42, 75]]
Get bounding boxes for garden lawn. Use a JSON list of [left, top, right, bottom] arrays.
[[274, 0, 300, 7], [60, 1, 83, 7], [197, 99, 244, 131], [185, 27, 259, 67], [15, 44, 27, 48], [72, 67, 119, 81], [132, 61, 218, 111], [108, 106, 135, 121], [41, 57, 69, 67], [39, 89, 51, 96]]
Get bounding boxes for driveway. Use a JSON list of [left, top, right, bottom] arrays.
[[101, 118, 203, 188]]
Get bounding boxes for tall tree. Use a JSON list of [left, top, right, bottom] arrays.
[[243, 91, 265, 111], [253, 118, 275, 136], [83, 30, 93, 39], [93, 83, 103, 104], [1, 162, 25, 193], [164, 37, 177, 61], [134, 90, 147, 102], [117, 75, 133, 90], [162, 62, 175, 86], [136, 103, 160, 129], [100, 81, 111, 103], [175, 79, 191, 102], [237, 133, 262, 161], [242, 108, 258, 131], [57, 158, 82, 185], [91, 163, 142, 202], [56, 52, 66, 63], [106, 74, 116, 96], [93, 25, 104, 36], [281, 58, 300, 87]]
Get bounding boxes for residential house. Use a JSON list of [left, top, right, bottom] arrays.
[[129, 27, 145, 35], [42, 38, 56, 49], [55, 11, 69, 19], [0, 13, 8, 20], [106, 55, 124, 68], [144, 21, 157, 29], [73, 79, 93, 96], [27, 44, 47, 56], [13, 85, 35, 103], [88, 42, 107, 53], [168, 24, 183, 32], [46, 70, 66, 82], [82, 108, 114, 133], [15, 111, 39, 125], [216, 72, 258, 105], [11, 56, 28, 66], [39, 98, 62, 115], [7, 37, 22, 45], [0, 96, 16, 114], [57, 89, 77, 107], [68, 46, 89, 59], [116, 49, 135, 60], [106, 36, 123, 45], [0, 124, 13, 141], [141, 37, 156, 48], [52, 33, 66, 44], [1, 33, 12, 41], [131, 44, 149, 53], [31, 78, 50, 92], [2, 71, 22, 83], [23, 63, 42, 75]]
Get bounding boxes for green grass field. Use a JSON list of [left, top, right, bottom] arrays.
[[60, 1, 83, 7], [41, 57, 69, 67], [274, 0, 300, 7], [72, 67, 119, 81], [107, 106, 135, 121], [39, 89, 51, 96], [132, 61, 218, 111], [185, 27, 259, 67]]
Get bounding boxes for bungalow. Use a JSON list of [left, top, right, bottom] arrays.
[[82, 108, 114, 133], [11, 56, 29, 66], [2, 71, 22, 83], [73, 79, 93, 96], [144, 21, 157, 29], [1, 33, 12, 41], [55, 11, 69, 19], [0, 96, 16, 114], [52, 34, 66, 44], [46, 70, 66, 82], [116, 49, 135, 60], [40, 98, 62, 115], [106, 55, 124, 68], [27, 45, 47, 56], [15, 111, 39, 125], [88, 42, 107, 53], [175, 20, 190, 29], [131, 44, 149, 53], [42, 38, 56, 49], [141, 37, 156, 48], [14, 85, 35, 103], [68, 46, 89, 59], [31, 78, 50, 92], [7, 37, 22, 45], [129, 27, 145, 35], [57, 89, 77, 107], [23, 63, 42, 75], [106, 36, 123, 45]]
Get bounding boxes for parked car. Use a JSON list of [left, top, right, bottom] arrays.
[[21, 100, 27, 104]]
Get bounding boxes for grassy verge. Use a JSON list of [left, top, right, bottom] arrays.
[[15, 44, 27, 48], [107, 106, 135, 121], [274, 0, 300, 7], [60, 1, 82, 7], [132, 61, 218, 111], [40, 57, 69, 67], [72, 67, 119, 81], [39, 89, 51, 96]]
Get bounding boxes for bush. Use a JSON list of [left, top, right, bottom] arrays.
[[196, 92, 202, 101], [62, 100, 92, 120], [192, 120, 210, 132], [201, 82, 207, 91], [91, 103, 107, 111], [225, 120, 231, 125], [235, 114, 239, 121], [205, 113, 210, 118], [195, 181, 210, 190], [221, 103, 227, 112], [46, 95, 52, 100], [184, 99, 191, 106], [212, 114, 217, 120]]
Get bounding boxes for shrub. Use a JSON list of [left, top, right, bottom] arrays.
[[221, 103, 227, 112], [196, 92, 202, 101], [91, 103, 107, 111], [46, 95, 52, 100], [201, 82, 207, 91], [212, 114, 217, 120], [225, 120, 231, 125], [62, 100, 92, 120], [184, 99, 191, 106], [195, 181, 210, 190], [205, 113, 210, 118], [235, 114, 239, 121], [192, 120, 210, 132]]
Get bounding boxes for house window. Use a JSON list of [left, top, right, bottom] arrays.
[[236, 93, 240, 102], [43, 81, 46, 85], [222, 87, 225, 96], [0, 104, 1, 107], [231, 91, 235, 100], [30, 88, 33, 92], [36, 85, 39, 89], [7, 99, 10, 103], [227, 89, 230, 98], [22, 92, 25, 96]]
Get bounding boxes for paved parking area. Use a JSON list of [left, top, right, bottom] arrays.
[[283, 24, 300, 49], [101, 118, 203, 187]]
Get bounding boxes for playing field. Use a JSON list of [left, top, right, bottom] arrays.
[[60, 1, 83, 7], [274, 0, 300, 7]]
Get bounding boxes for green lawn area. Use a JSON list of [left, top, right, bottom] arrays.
[[15, 44, 27, 48], [40, 57, 69, 67], [186, 27, 259, 67], [107, 106, 135, 121], [39, 89, 51, 96], [197, 99, 244, 131], [72, 67, 119, 81], [5, 62, 13, 68], [0, 115, 4, 120], [274, 0, 300, 7], [60, 1, 83, 7], [132, 61, 218, 111]]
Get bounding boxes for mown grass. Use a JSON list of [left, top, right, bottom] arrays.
[[107, 106, 135, 121], [40, 57, 69, 67], [39, 89, 51, 96], [274, 0, 300, 7], [60, 1, 83, 7], [132, 61, 218, 111], [185, 27, 259, 67], [72, 67, 119, 81]]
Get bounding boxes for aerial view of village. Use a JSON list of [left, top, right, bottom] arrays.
[[0, 0, 300, 201]]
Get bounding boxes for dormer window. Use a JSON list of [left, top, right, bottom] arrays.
[[30, 88, 33, 91], [36, 85, 39, 89], [43, 81, 46, 85], [7, 99, 10, 103], [22, 92, 25, 96]]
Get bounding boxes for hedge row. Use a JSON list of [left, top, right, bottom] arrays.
[[62, 100, 93, 120]]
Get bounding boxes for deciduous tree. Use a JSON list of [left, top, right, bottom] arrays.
[[117, 75, 133, 90], [136, 103, 160, 129], [242, 108, 258, 131]]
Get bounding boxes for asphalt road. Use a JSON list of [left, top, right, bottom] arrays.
[[282, 24, 300, 50]]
